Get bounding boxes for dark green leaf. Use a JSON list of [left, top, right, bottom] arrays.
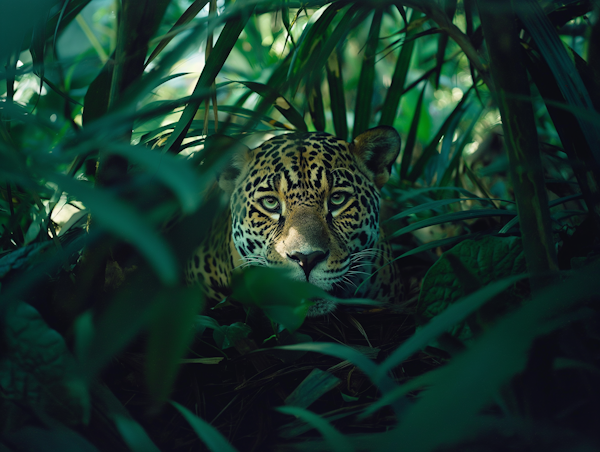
[[380, 10, 423, 126], [326, 49, 348, 140], [146, 287, 204, 403], [353, 9, 383, 138], [45, 173, 178, 284]]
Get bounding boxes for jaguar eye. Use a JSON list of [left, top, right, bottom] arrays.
[[260, 196, 280, 212], [329, 192, 348, 208]]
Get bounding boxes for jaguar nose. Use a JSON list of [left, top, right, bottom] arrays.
[[287, 250, 329, 280]]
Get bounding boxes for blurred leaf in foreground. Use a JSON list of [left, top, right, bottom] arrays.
[[0, 302, 89, 425]]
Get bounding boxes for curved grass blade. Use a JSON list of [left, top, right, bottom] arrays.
[[276, 406, 355, 452], [353, 9, 383, 138], [45, 173, 178, 285], [388, 209, 516, 239], [380, 10, 423, 126], [172, 401, 239, 452], [385, 197, 505, 223]]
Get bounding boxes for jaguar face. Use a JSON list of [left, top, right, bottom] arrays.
[[219, 127, 401, 314]]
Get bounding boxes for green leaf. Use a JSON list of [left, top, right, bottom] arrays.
[[212, 322, 252, 350], [172, 401, 239, 452], [380, 10, 422, 126], [353, 9, 383, 138], [231, 267, 319, 331], [146, 286, 204, 403], [276, 406, 355, 452], [45, 173, 178, 285], [113, 416, 161, 452], [284, 368, 340, 409], [0, 302, 89, 425]]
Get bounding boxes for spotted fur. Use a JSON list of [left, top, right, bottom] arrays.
[[186, 126, 403, 316]]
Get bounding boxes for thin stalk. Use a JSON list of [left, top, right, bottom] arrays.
[[477, 0, 558, 291]]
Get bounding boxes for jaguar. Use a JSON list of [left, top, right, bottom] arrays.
[[186, 126, 402, 316]]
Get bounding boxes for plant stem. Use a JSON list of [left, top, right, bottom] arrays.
[[477, 0, 558, 291]]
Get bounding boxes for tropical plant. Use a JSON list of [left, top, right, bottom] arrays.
[[1, 0, 599, 451]]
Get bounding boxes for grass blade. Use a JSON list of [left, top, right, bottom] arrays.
[[276, 406, 355, 452], [172, 402, 239, 452], [387, 209, 516, 240], [385, 197, 503, 223]]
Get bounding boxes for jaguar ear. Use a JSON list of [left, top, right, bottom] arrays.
[[350, 126, 401, 188], [209, 137, 252, 195]]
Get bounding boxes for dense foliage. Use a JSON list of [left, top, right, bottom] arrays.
[[1, 0, 599, 451]]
